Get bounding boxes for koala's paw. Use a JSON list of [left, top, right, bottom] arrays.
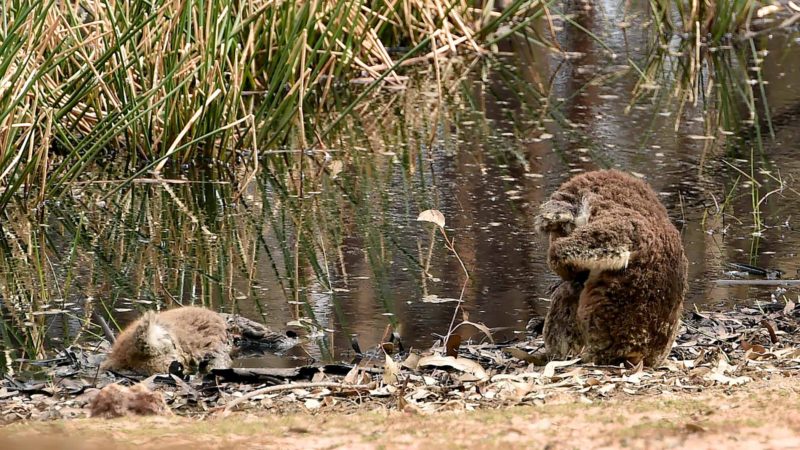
[[535, 200, 576, 235], [561, 245, 632, 273]]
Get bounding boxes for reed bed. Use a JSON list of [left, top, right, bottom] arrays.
[[645, 0, 799, 41], [0, 0, 548, 206]]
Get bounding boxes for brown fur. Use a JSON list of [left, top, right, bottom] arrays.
[[101, 306, 232, 375], [89, 383, 171, 418], [536, 170, 688, 367]]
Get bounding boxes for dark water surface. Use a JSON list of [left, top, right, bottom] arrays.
[[3, 6, 800, 368]]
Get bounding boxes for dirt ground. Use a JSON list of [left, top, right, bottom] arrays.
[[2, 375, 798, 450]]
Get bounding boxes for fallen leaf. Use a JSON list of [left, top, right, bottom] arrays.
[[503, 347, 540, 364], [757, 4, 781, 17], [761, 320, 779, 343], [343, 365, 361, 385], [741, 342, 766, 354], [452, 320, 495, 344], [417, 209, 445, 228], [598, 383, 616, 395], [543, 358, 581, 378], [421, 294, 462, 303], [445, 334, 461, 357], [417, 355, 488, 380], [304, 399, 321, 410], [585, 378, 601, 386], [401, 353, 421, 370], [383, 353, 400, 385], [703, 359, 751, 386]]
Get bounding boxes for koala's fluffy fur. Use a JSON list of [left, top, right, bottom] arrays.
[[536, 169, 688, 367], [89, 383, 171, 418], [101, 306, 232, 375]]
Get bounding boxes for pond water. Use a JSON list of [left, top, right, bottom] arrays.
[[2, 6, 800, 370]]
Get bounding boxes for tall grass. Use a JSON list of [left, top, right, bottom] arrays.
[[629, 2, 791, 240], [0, 0, 549, 207], [648, 0, 757, 39], [646, 0, 800, 42], [0, 57, 527, 364]]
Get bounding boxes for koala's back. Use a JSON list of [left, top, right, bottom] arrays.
[[551, 169, 670, 221], [157, 306, 231, 364]]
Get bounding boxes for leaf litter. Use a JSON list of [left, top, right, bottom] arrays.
[[2, 302, 800, 423]]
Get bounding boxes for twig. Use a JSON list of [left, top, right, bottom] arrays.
[[439, 228, 472, 349], [761, 320, 780, 344], [91, 310, 116, 343], [214, 381, 372, 413]]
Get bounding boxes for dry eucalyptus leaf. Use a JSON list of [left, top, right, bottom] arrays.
[[417, 209, 445, 228], [705, 371, 751, 386], [703, 359, 751, 386], [741, 342, 767, 354], [504, 347, 539, 364], [383, 353, 400, 385], [543, 358, 581, 378], [343, 364, 360, 385], [453, 320, 495, 344], [445, 334, 462, 357], [381, 342, 396, 354], [417, 355, 488, 380], [401, 353, 421, 371], [311, 371, 326, 383], [598, 383, 616, 395], [304, 399, 321, 410]]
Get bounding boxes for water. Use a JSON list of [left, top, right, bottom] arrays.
[[2, 6, 800, 369]]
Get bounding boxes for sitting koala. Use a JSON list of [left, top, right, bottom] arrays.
[[536, 170, 688, 367], [101, 306, 232, 375]]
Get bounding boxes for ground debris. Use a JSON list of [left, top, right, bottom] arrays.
[[2, 304, 800, 422]]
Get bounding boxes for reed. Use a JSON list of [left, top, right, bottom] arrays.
[[647, 0, 760, 41]]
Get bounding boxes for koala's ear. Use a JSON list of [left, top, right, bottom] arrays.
[[536, 199, 577, 236], [133, 312, 155, 352]]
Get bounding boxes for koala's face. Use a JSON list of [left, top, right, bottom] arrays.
[[145, 321, 174, 349], [139, 322, 182, 370]]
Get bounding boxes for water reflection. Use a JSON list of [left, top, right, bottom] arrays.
[[2, 17, 800, 370]]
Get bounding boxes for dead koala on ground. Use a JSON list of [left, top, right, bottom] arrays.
[[100, 306, 298, 376], [100, 307, 232, 376]]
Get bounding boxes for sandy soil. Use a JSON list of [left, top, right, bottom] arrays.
[[2, 375, 799, 450]]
